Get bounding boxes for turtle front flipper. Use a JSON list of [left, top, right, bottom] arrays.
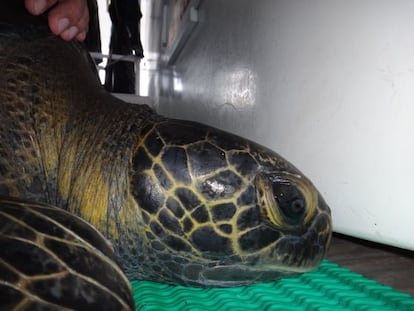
[[0, 197, 135, 311]]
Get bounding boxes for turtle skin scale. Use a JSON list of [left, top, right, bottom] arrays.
[[0, 197, 135, 310], [0, 5, 332, 309]]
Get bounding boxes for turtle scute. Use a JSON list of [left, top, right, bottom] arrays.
[[0, 197, 135, 311]]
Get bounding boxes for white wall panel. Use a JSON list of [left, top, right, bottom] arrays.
[[156, 0, 414, 250]]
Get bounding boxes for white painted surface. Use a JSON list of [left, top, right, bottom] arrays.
[[153, 0, 414, 250]]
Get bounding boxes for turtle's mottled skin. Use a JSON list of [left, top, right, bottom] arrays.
[[0, 5, 331, 305]]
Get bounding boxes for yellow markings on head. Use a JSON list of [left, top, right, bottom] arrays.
[[295, 176, 319, 225], [135, 145, 248, 259], [226, 205, 255, 257], [256, 174, 285, 228]]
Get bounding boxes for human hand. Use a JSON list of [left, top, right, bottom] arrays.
[[24, 0, 89, 41]]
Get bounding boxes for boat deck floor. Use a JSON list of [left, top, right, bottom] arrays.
[[327, 233, 414, 296]]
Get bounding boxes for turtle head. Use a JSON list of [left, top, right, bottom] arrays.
[[174, 148, 332, 287], [123, 120, 331, 287]]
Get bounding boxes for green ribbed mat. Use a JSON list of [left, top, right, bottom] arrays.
[[131, 260, 414, 311]]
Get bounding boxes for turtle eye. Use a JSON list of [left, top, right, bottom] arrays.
[[255, 174, 307, 229], [272, 183, 306, 225]]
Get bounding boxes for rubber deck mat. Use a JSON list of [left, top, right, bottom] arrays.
[[131, 260, 414, 310]]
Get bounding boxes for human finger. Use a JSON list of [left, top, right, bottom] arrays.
[[47, 0, 89, 40], [24, 0, 58, 15]]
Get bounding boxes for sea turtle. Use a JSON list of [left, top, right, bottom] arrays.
[[0, 2, 332, 309]]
